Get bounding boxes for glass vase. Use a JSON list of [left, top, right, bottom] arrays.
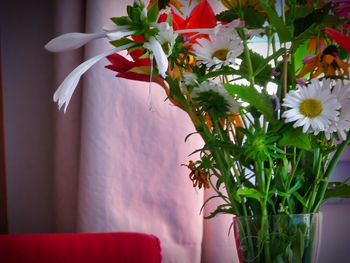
[[233, 213, 322, 263]]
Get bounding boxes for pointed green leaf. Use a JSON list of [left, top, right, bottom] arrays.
[[325, 182, 350, 200], [110, 38, 134, 47], [237, 187, 264, 202], [111, 16, 131, 26], [147, 2, 159, 23]]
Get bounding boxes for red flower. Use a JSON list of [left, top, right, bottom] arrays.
[[325, 27, 350, 54], [105, 49, 157, 83], [105, 49, 184, 109], [172, 0, 216, 42]]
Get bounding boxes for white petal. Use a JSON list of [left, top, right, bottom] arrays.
[[53, 43, 134, 112], [144, 38, 168, 78], [106, 30, 135, 41], [45, 32, 105, 52]]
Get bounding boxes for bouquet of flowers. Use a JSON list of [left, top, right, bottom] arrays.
[[46, 0, 350, 262]]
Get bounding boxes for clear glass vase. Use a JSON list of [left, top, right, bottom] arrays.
[[233, 213, 322, 263]]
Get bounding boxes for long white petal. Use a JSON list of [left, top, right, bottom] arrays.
[[106, 30, 136, 41], [53, 43, 134, 112], [144, 38, 168, 78], [45, 32, 106, 52]]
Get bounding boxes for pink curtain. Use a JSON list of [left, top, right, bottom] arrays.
[[52, 0, 238, 262]]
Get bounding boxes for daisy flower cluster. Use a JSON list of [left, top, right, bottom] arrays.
[[283, 79, 350, 141], [46, 0, 350, 244]]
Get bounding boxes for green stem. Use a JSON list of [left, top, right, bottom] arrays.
[[306, 151, 323, 213], [313, 137, 350, 211], [280, 150, 303, 210]]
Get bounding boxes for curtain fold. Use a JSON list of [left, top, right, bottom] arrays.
[[52, 0, 85, 233], [52, 0, 215, 262]]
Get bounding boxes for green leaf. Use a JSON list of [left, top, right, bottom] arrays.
[[257, 0, 292, 42], [204, 204, 235, 219], [291, 23, 317, 53], [292, 191, 307, 207], [110, 38, 134, 47], [111, 16, 131, 26], [239, 50, 272, 87], [243, 6, 266, 28], [147, 2, 159, 23], [216, 9, 239, 23], [324, 182, 350, 200], [217, 7, 265, 28], [278, 126, 312, 151], [237, 187, 264, 203], [225, 84, 275, 122], [254, 48, 286, 77], [293, 3, 331, 37]]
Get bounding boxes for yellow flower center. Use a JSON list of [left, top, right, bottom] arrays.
[[212, 48, 229, 61], [162, 42, 170, 55], [299, 98, 323, 118]]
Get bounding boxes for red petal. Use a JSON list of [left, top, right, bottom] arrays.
[[325, 27, 350, 54], [186, 0, 216, 29], [116, 72, 152, 82], [158, 13, 168, 23], [106, 54, 134, 72], [129, 49, 151, 66], [171, 9, 186, 30], [132, 35, 145, 43]]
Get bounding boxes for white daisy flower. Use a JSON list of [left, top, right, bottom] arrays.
[[192, 34, 243, 69], [155, 22, 178, 57], [191, 81, 240, 113], [213, 19, 244, 36], [282, 79, 341, 134], [325, 80, 350, 141], [213, 19, 264, 38]]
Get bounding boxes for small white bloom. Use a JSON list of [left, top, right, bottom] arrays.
[[325, 80, 350, 141], [214, 19, 244, 36], [144, 37, 168, 78], [183, 73, 198, 86], [193, 34, 243, 69], [282, 79, 341, 134], [191, 81, 240, 113], [53, 43, 134, 112], [155, 23, 178, 56]]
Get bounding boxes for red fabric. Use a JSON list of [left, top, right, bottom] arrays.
[[0, 232, 162, 263]]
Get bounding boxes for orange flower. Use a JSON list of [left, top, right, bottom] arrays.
[[298, 45, 349, 78], [185, 161, 210, 189], [307, 35, 327, 53]]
